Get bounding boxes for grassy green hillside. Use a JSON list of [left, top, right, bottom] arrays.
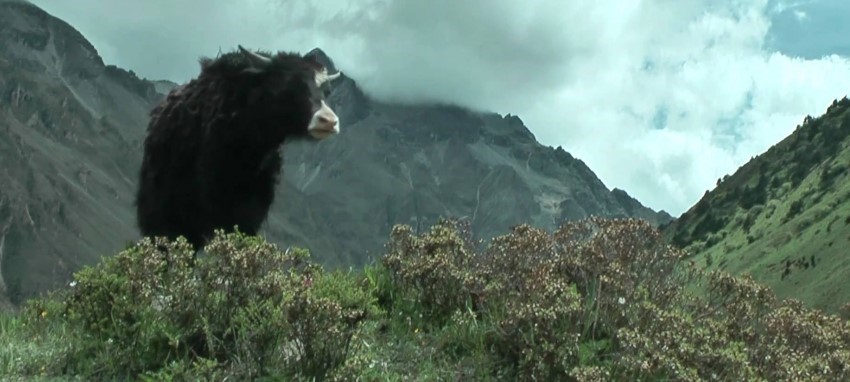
[[662, 97, 850, 313]]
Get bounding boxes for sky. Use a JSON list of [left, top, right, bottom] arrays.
[[29, 0, 850, 216]]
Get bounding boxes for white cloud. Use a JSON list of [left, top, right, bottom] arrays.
[[30, 0, 850, 216], [770, 0, 819, 15], [793, 10, 809, 21], [321, 0, 850, 216]]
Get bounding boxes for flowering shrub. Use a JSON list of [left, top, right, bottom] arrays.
[[382, 217, 850, 380], [47, 230, 369, 380], [382, 220, 481, 324], [5, 218, 850, 380]]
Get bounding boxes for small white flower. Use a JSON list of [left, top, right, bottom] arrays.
[[69, 281, 77, 287], [618, 297, 626, 305]]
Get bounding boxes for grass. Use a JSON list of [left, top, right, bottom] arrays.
[[0, 296, 83, 381], [1, 218, 849, 380]]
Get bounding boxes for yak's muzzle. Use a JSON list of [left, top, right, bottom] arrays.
[[308, 100, 340, 139]]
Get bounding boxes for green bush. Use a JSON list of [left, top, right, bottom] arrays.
[[784, 199, 805, 223], [19, 230, 372, 380], [382, 220, 481, 325], [380, 217, 850, 380], [4, 218, 850, 380], [381, 218, 693, 380]]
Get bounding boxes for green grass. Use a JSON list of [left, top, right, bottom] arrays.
[[0, 297, 83, 381]]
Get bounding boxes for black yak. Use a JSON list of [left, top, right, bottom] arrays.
[[135, 45, 342, 250]]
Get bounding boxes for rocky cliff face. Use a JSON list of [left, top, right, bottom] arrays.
[[0, 0, 670, 306]]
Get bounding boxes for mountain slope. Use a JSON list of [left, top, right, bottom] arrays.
[[0, 0, 165, 306], [271, 101, 672, 266], [0, 0, 670, 306], [662, 97, 850, 313]]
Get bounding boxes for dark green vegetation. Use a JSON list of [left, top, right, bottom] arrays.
[[3, 219, 849, 381], [663, 97, 850, 313]]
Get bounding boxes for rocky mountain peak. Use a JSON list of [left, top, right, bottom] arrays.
[[305, 47, 338, 73], [1, 0, 103, 75]]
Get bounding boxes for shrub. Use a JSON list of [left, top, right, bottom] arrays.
[[382, 217, 850, 380], [382, 218, 694, 380], [7, 218, 850, 380], [37, 230, 371, 380], [382, 220, 482, 325], [784, 199, 805, 223], [481, 224, 583, 378], [742, 205, 763, 233]]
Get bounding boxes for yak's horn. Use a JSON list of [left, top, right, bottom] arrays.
[[238, 45, 272, 67], [316, 69, 342, 86]]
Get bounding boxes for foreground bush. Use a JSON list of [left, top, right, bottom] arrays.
[[382, 218, 850, 380], [12, 230, 373, 380], [3, 218, 850, 380]]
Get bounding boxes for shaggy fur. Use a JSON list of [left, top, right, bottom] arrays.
[[135, 46, 341, 249]]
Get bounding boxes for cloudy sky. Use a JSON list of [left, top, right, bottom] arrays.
[[30, 0, 850, 216]]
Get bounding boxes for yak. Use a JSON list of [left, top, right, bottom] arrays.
[[135, 45, 342, 250]]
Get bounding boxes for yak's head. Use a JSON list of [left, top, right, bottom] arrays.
[[237, 45, 342, 140]]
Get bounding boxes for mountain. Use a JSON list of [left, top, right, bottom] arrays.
[[0, 0, 167, 307], [662, 97, 850, 313], [0, 0, 670, 306], [270, 48, 672, 265]]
